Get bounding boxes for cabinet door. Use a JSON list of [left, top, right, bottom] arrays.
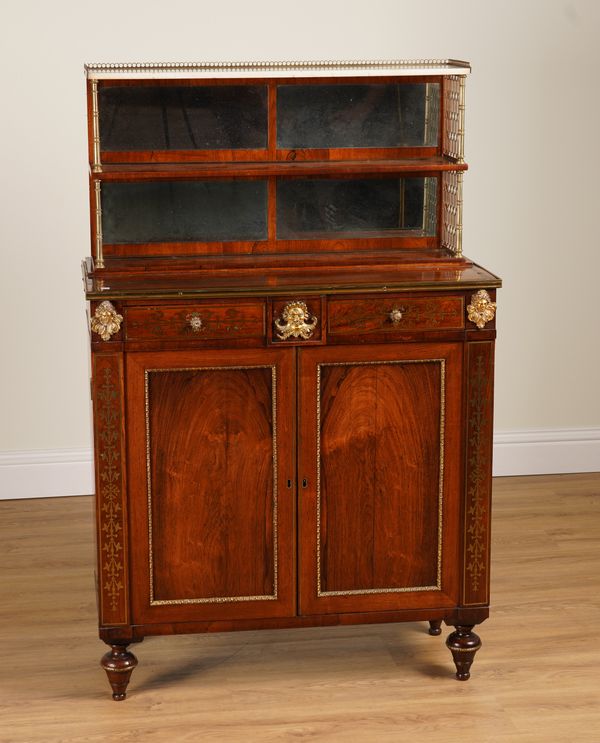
[[126, 348, 295, 623], [297, 343, 462, 615]]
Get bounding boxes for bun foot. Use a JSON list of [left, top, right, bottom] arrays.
[[446, 625, 481, 681], [101, 644, 138, 701], [428, 619, 442, 636]]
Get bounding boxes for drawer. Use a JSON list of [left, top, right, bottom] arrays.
[[328, 295, 464, 336], [270, 297, 324, 345], [125, 301, 265, 341]]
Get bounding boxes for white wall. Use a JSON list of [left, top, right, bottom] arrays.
[[1, 0, 599, 496]]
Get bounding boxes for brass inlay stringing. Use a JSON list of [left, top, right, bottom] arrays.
[[91, 301, 123, 340], [145, 365, 278, 605], [96, 362, 126, 619], [275, 301, 318, 340], [91, 79, 102, 172], [467, 290, 496, 329], [463, 346, 492, 603], [94, 180, 104, 269], [316, 358, 446, 597]]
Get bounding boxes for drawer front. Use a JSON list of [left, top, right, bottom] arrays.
[[125, 301, 265, 341], [328, 295, 464, 336], [270, 297, 324, 345]]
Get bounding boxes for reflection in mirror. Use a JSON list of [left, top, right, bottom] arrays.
[[99, 86, 268, 151], [277, 177, 437, 239], [277, 83, 439, 149], [102, 181, 268, 243]]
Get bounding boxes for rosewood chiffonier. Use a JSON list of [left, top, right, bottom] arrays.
[[82, 59, 501, 700]]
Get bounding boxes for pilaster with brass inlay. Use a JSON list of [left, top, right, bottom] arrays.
[[92, 353, 129, 626], [462, 341, 494, 606]]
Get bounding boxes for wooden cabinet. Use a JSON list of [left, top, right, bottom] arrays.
[[84, 60, 500, 700]]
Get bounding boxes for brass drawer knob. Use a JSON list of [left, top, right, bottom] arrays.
[[186, 312, 203, 333], [275, 301, 318, 340], [389, 307, 405, 325]]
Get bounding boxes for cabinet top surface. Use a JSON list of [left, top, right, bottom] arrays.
[[83, 258, 500, 301], [85, 59, 471, 80]]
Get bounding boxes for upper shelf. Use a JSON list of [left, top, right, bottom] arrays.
[[95, 158, 468, 180], [85, 59, 471, 80]]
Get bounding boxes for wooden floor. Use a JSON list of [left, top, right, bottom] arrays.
[[1, 474, 599, 742]]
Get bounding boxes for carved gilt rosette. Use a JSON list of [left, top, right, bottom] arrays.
[[275, 301, 318, 340], [467, 290, 496, 329], [91, 301, 123, 341]]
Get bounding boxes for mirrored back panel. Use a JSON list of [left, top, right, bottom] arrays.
[[101, 180, 268, 244], [99, 175, 437, 253], [277, 83, 440, 149], [99, 85, 268, 152], [277, 177, 438, 239], [93, 78, 441, 164]]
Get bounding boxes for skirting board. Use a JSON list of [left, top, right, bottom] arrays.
[[492, 428, 600, 477], [0, 428, 599, 500], [0, 448, 94, 500]]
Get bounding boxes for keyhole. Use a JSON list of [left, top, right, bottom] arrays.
[[302, 478, 308, 488]]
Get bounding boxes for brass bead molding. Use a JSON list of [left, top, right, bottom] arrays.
[[275, 301, 318, 340], [91, 301, 123, 341], [467, 290, 496, 329]]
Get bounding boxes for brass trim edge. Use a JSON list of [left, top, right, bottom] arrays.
[[456, 171, 464, 258], [316, 358, 445, 597], [458, 75, 466, 164], [93, 181, 104, 269], [84, 278, 502, 302], [85, 59, 471, 79], [145, 364, 279, 605], [448, 644, 482, 652], [91, 79, 102, 172]]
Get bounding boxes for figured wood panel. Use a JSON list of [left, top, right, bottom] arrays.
[[127, 348, 295, 623], [125, 300, 265, 341], [319, 361, 442, 593], [328, 295, 464, 336], [148, 366, 274, 602], [298, 343, 463, 615]]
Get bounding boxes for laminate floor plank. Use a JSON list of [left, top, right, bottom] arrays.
[[0, 473, 598, 742]]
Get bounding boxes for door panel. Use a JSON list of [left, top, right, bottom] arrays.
[[127, 348, 295, 623], [298, 343, 462, 615]]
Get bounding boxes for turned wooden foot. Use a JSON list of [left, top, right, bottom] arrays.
[[446, 625, 481, 680], [428, 619, 442, 636], [101, 644, 138, 701]]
